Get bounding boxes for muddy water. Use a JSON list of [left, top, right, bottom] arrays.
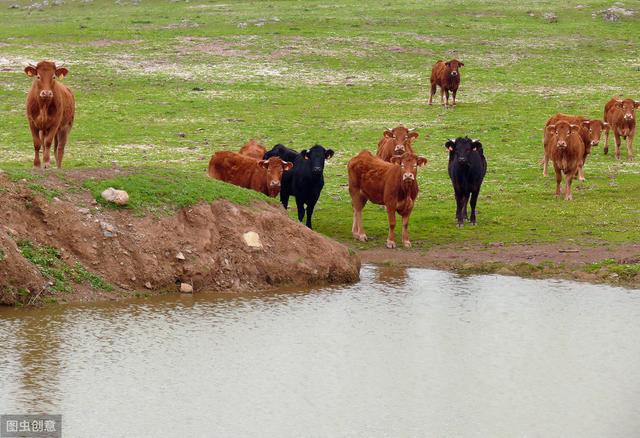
[[1, 265, 640, 438]]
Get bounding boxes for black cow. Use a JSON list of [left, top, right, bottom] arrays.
[[446, 137, 487, 227], [280, 144, 334, 229], [263, 143, 300, 163]]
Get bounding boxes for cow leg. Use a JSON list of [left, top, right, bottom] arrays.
[[604, 126, 610, 155], [55, 126, 70, 169], [578, 163, 585, 181], [452, 89, 457, 106], [565, 171, 575, 201], [30, 124, 42, 168], [351, 193, 367, 241], [280, 188, 290, 210], [445, 89, 450, 108], [42, 130, 56, 169], [626, 134, 634, 161], [470, 190, 480, 225], [440, 88, 445, 106], [295, 197, 306, 224], [429, 83, 436, 105], [463, 194, 469, 221], [614, 132, 621, 160], [455, 192, 464, 227], [553, 164, 562, 198], [305, 201, 316, 229], [385, 206, 397, 249], [401, 213, 412, 248], [542, 153, 549, 177]]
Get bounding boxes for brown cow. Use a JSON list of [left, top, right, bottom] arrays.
[[24, 60, 75, 169], [348, 150, 427, 248], [544, 121, 585, 200], [239, 139, 267, 160], [542, 113, 608, 180], [208, 151, 292, 197], [376, 125, 418, 162], [429, 59, 463, 107], [604, 97, 639, 161]]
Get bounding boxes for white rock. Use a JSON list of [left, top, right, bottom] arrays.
[[144, 282, 152, 289], [176, 252, 185, 260], [242, 231, 263, 248], [101, 187, 129, 206], [180, 282, 193, 293]]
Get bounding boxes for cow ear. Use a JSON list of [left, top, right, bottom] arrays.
[[545, 125, 556, 133], [569, 124, 580, 134], [408, 131, 419, 140], [615, 100, 623, 108], [325, 149, 334, 159], [282, 160, 293, 171], [471, 139, 482, 151], [635, 101, 640, 108], [383, 130, 393, 138], [459, 61, 464, 67], [417, 157, 428, 167], [582, 120, 590, 128], [24, 66, 37, 77], [390, 156, 402, 164], [300, 149, 309, 159], [55, 67, 68, 80], [445, 61, 450, 67], [445, 139, 455, 151], [603, 121, 609, 128], [258, 160, 269, 168]]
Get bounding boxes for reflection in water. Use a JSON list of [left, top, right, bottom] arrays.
[[1, 265, 640, 438]]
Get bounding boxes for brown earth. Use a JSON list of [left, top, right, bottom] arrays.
[[361, 242, 640, 288], [0, 173, 360, 306]]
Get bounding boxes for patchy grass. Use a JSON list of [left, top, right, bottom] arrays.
[[82, 167, 274, 215], [586, 258, 640, 281], [0, 0, 639, 248], [16, 239, 113, 293]]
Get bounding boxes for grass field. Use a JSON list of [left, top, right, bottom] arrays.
[[0, 0, 639, 249]]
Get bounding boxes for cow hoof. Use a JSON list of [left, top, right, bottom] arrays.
[[603, 148, 608, 155], [579, 177, 585, 182], [565, 195, 573, 201], [354, 234, 367, 242], [471, 221, 477, 226], [403, 241, 411, 248], [385, 240, 396, 249], [456, 223, 463, 228]]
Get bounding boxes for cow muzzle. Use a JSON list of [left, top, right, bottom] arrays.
[[402, 173, 415, 182], [450, 71, 458, 76], [591, 140, 599, 146], [624, 113, 634, 121], [394, 145, 405, 153], [557, 141, 567, 149], [39, 90, 53, 99], [269, 180, 281, 187], [312, 167, 322, 174]]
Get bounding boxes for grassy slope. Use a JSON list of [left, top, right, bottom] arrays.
[[0, 0, 638, 249]]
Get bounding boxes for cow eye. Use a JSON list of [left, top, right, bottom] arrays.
[[36, 75, 40, 79]]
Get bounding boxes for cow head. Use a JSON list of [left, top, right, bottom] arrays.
[[614, 99, 640, 122], [581, 119, 608, 147], [258, 157, 293, 196], [263, 144, 286, 160], [545, 121, 579, 150], [445, 59, 464, 78], [301, 144, 334, 175], [390, 152, 427, 185], [24, 61, 68, 101], [445, 137, 483, 166], [383, 126, 419, 155]]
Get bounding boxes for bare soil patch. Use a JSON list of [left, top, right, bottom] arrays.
[[0, 172, 360, 306]]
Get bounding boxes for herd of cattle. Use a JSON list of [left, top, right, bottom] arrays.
[[20, 59, 639, 249]]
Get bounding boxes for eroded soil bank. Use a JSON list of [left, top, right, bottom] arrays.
[[0, 173, 360, 306], [361, 242, 640, 288]]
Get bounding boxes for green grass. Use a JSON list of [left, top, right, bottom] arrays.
[[0, 0, 639, 248], [17, 239, 113, 293], [82, 167, 275, 215], [586, 258, 640, 281]]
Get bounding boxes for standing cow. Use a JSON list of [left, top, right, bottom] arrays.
[[24, 61, 75, 168], [542, 113, 608, 180], [238, 139, 267, 160], [376, 125, 419, 162], [348, 150, 427, 248], [446, 137, 487, 226], [604, 97, 639, 161], [280, 144, 333, 229], [544, 121, 585, 200], [429, 59, 463, 108]]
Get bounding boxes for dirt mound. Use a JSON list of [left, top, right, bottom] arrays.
[[0, 174, 360, 306]]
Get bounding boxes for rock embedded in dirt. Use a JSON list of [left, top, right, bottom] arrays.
[[180, 282, 193, 293], [176, 252, 186, 260], [543, 12, 558, 22], [101, 187, 129, 206], [242, 231, 263, 249], [145, 282, 152, 289]]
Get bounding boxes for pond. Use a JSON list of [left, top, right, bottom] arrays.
[[1, 265, 639, 437]]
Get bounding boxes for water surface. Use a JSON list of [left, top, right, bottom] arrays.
[[1, 265, 640, 437]]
